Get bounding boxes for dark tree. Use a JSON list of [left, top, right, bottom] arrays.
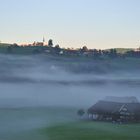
[[125, 50, 140, 58], [77, 109, 85, 117], [12, 43, 20, 48], [109, 49, 117, 58], [48, 39, 53, 47], [98, 49, 102, 56], [82, 46, 88, 52]]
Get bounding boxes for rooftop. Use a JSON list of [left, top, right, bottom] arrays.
[[104, 96, 139, 103]]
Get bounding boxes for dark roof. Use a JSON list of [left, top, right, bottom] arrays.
[[88, 100, 140, 115], [104, 96, 139, 103], [126, 103, 140, 114]]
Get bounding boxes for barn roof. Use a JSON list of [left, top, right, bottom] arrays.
[[125, 103, 140, 114], [88, 100, 140, 115], [104, 96, 139, 103]]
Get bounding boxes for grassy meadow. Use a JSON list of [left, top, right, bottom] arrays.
[[1, 107, 140, 140], [0, 107, 78, 140], [42, 121, 140, 140]]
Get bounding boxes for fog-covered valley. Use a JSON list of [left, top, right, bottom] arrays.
[[0, 54, 140, 139], [0, 54, 140, 107]]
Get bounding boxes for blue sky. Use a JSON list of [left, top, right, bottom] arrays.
[[0, 0, 140, 49]]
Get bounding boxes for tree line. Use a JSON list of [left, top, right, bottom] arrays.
[[6, 39, 140, 59]]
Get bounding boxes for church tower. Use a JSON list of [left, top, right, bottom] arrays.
[[43, 37, 45, 45]]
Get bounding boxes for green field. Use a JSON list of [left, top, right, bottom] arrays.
[[0, 107, 78, 140], [42, 121, 140, 140], [1, 107, 140, 140]]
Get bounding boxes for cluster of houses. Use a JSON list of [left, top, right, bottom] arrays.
[[87, 96, 140, 123], [6, 38, 118, 57], [7, 38, 140, 58]]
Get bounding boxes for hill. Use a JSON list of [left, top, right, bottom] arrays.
[[0, 43, 11, 47], [106, 48, 134, 54]]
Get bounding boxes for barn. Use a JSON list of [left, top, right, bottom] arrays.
[[88, 97, 140, 122]]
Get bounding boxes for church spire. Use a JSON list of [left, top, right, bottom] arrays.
[[43, 37, 45, 43]]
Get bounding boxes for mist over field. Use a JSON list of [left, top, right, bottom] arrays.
[[0, 54, 140, 140], [0, 54, 140, 108]]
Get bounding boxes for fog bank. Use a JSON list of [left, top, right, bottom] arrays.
[[0, 54, 140, 108]]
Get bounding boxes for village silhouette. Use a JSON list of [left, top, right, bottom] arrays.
[[0, 38, 139, 58]]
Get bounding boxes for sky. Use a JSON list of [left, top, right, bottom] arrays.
[[0, 0, 140, 49]]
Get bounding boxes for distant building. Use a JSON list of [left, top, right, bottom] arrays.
[[33, 42, 44, 46], [43, 37, 45, 44], [88, 96, 140, 123]]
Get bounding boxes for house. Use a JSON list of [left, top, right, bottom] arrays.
[[87, 96, 140, 122], [33, 42, 44, 46]]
